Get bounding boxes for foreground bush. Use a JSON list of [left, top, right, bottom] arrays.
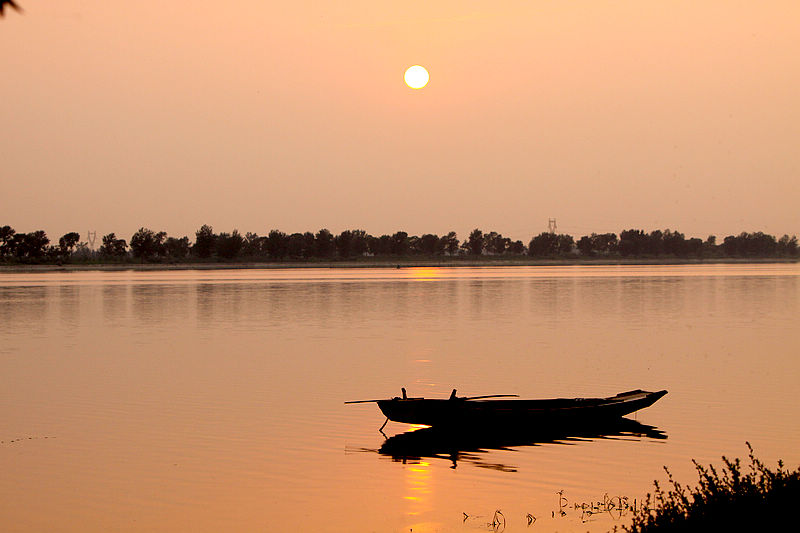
[[624, 443, 800, 532]]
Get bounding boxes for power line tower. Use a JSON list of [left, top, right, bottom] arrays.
[[548, 218, 557, 234], [87, 230, 97, 250]]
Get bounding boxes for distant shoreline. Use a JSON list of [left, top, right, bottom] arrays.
[[1, 257, 797, 273]]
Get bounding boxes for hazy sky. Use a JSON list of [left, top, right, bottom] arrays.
[[2, 1, 798, 243]]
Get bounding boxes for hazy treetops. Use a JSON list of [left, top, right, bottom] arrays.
[[0, 224, 797, 265]]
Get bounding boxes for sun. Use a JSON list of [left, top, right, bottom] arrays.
[[404, 65, 429, 89]]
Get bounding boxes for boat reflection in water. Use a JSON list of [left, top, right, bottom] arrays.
[[377, 418, 667, 471]]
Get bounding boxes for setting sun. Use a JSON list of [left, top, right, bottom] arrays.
[[404, 65, 429, 89]]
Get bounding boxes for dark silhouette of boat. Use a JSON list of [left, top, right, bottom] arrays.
[[348, 388, 667, 428], [377, 417, 667, 470]]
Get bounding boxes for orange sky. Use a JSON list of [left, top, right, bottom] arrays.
[[1, 1, 798, 242]]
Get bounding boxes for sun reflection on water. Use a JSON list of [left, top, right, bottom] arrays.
[[403, 458, 445, 532], [404, 459, 432, 510], [407, 267, 441, 280]]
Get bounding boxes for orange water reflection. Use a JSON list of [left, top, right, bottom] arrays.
[[3, 263, 795, 288], [1, 266, 799, 532], [407, 267, 441, 280], [403, 459, 445, 532]]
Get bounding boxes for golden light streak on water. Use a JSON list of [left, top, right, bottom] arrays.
[[404, 460, 433, 514], [402, 460, 445, 532], [407, 267, 441, 280]]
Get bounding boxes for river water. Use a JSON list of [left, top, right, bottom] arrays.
[[1, 264, 798, 532]]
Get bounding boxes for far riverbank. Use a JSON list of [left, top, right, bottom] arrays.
[[1, 256, 797, 273]]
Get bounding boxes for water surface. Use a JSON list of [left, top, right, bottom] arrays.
[[1, 264, 798, 532]]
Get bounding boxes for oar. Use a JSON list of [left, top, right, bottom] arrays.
[[346, 387, 411, 404], [450, 388, 518, 400], [346, 393, 520, 403], [462, 394, 519, 400]]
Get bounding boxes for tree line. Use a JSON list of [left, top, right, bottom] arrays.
[[0, 224, 797, 264]]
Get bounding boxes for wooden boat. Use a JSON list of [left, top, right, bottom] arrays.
[[347, 388, 667, 428]]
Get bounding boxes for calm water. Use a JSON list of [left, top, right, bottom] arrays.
[[1, 264, 798, 532]]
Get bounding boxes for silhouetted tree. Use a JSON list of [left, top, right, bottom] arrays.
[[99, 233, 128, 258], [590, 233, 618, 254], [528, 232, 557, 256], [390, 231, 409, 255], [777, 235, 799, 257], [722, 232, 778, 257], [662, 229, 688, 257], [441, 231, 460, 255], [286, 233, 307, 258], [302, 232, 316, 257], [467, 229, 484, 255], [701, 235, 719, 257], [577, 235, 594, 256], [265, 230, 288, 259], [216, 230, 244, 259], [6, 221, 793, 263], [485, 231, 510, 255], [58, 232, 81, 258], [619, 229, 647, 256], [130, 228, 166, 261], [314, 229, 335, 258], [10, 234, 24, 258], [193, 225, 216, 258], [408, 235, 422, 255], [352, 230, 368, 256], [241, 232, 264, 257], [643, 230, 664, 255], [334, 230, 355, 258], [557, 234, 574, 254], [508, 240, 526, 255], [335, 229, 368, 258], [0, 225, 16, 258], [164, 236, 190, 259], [721, 235, 739, 256], [418, 234, 442, 255], [686, 238, 703, 256], [367, 234, 392, 256], [13, 230, 49, 260], [70, 242, 94, 262], [528, 232, 574, 256], [749, 232, 778, 256]]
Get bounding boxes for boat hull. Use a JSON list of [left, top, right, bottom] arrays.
[[377, 389, 667, 427]]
